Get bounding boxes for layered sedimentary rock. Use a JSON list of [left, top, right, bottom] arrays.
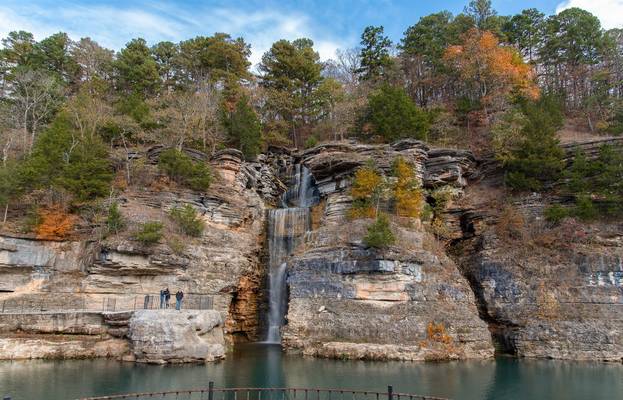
[[128, 309, 225, 363], [0, 311, 129, 359], [1, 138, 621, 363], [456, 200, 623, 361], [0, 147, 274, 349], [281, 141, 493, 360], [449, 140, 623, 361], [301, 140, 428, 196]]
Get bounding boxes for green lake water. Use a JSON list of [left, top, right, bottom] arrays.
[[1, 344, 622, 400]]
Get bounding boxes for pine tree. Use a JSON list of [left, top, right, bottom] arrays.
[[505, 96, 565, 191], [222, 95, 262, 160], [158, 149, 212, 191], [17, 114, 113, 202], [362, 85, 429, 142], [363, 213, 396, 249], [357, 26, 393, 81], [114, 38, 160, 97]]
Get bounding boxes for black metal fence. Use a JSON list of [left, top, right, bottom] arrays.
[[74, 384, 448, 400], [0, 294, 213, 313], [139, 294, 214, 311]]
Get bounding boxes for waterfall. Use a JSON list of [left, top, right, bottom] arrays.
[[265, 165, 318, 343]]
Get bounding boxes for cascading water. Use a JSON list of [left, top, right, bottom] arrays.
[[265, 165, 318, 343]]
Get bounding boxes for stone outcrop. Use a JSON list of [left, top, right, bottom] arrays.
[[424, 149, 476, 188], [283, 238, 494, 361], [456, 207, 623, 361], [448, 145, 623, 361], [561, 137, 623, 164], [0, 336, 127, 360], [0, 146, 272, 347], [128, 309, 225, 363], [0, 311, 129, 360], [280, 141, 494, 361], [0, 309, 226, 362], [300, 140, 429, 196]]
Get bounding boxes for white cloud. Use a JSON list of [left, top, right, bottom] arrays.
[[0, 1, 350, 68], [0, 6, 58, 43], [556, 0, 623, 29]]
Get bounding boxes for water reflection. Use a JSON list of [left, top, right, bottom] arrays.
[[224, 344, 286, 388], [1, 345, 622, 400]]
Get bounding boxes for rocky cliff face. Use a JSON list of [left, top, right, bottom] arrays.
[[449, 138, 623, 361], [281, 141, 493, 361], [1, 139, 621, 363], [453, 196, 623, 360], [0, 148, 277, 346], [0, 311, 129, 359]]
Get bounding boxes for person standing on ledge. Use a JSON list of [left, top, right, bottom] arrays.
[[175, 290, 184, 311], [164, 288, 171, 309], [159, 289, 165, 309]]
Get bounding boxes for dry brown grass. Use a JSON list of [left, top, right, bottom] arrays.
[[422, 232, 448, 258], [495, 205, 527, 242], [310, 200, 325, 230], [557, 119, 615, 144]]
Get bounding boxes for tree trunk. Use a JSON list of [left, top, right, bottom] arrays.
[[587, 114, 594, 132]]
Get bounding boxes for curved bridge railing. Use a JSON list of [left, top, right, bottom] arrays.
[[76, 383, 448, 400]]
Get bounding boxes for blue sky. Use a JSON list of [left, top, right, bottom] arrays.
[[1, 0, 621, 65]]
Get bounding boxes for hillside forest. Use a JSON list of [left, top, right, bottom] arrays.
[[0, 0, 621, 239]]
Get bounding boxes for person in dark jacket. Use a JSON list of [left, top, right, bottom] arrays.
[[164, 288, 171, 309], [175, 290, 184, 310], [159, 289, 165, 309]]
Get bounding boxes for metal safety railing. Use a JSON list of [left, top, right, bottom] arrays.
[[0, 294, 213, 314], [73, 383, 448, 400]]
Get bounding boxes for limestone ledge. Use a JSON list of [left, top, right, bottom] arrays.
[[0, 309, 226, 363], [0, 336, 128, 360], [302, 341, 494, 361]]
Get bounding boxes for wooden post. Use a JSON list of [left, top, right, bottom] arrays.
[[387, 386, 393, 400], [208, 381, 214, 400]]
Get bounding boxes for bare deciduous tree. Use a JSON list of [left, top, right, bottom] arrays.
[[153, 80, 222, 152], [64, 85, 113, 140], [10, 69, 64, 153], [324, 48, 361, 92], [71, 37, 114, 82]]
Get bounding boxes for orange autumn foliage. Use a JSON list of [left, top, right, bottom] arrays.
[[427, 321, 452, 344], [35, 207, 78, 240], [444, 29, 539, 107]]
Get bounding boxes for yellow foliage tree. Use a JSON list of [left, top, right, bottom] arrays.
[[348, 164, 383, 219], [444, 29, 539, 115], [392, 157, 424, 218]]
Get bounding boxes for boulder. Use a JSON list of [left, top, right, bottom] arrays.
[[128, 309, 225, 363]]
